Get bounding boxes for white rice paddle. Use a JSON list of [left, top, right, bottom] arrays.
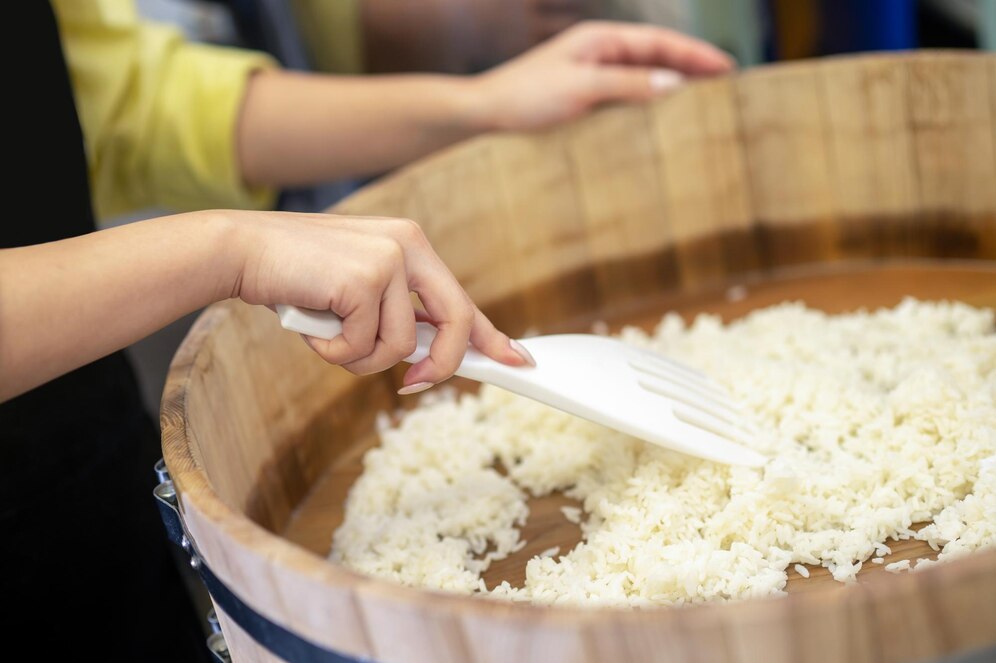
[[277, 306, 766, 467]]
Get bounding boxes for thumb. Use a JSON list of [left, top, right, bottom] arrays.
[[588, 66, 686, 104]]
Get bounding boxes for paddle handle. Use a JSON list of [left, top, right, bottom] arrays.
[[275, 305, 509, 382]]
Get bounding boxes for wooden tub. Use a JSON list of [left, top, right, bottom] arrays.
[[162, 52, 996, 663]]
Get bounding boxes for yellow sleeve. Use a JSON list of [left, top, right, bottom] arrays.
[[291, 0, 365, 74], [52, 0, 279, 219]]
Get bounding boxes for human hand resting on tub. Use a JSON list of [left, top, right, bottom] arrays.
[[238, 22, 734, 187], [0, 211, 532, 402], [468, 21, 735, 130]]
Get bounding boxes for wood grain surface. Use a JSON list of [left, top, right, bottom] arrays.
[[161, 52, 996, 663]]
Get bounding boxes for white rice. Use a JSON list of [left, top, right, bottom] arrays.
[[560, 506, 583, 524], [330, 299, 996, 606], [885, 559, 911, 573], [794, 564, 810, 578]]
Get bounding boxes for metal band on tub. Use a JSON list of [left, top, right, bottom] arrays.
[[154, 469, 373, 663]]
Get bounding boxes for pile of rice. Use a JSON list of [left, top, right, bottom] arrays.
[[330, 299, 996, 606]]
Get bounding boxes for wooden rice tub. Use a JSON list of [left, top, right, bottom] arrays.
[[162, 52, 996, 663]]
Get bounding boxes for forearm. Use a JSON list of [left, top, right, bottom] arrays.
[[237, 71, 491, 187], [0, 212, 239, 401]]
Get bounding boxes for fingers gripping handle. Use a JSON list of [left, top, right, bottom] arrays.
[[275, 305, 344, 340], [276, 304, 438, 364], [275, 305, 509, 382]]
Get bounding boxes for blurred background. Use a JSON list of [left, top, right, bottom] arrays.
[[138, 0, 996, 75], [126, 0, 995, 415]]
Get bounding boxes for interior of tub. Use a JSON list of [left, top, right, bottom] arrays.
[[172, 53, 996, 602]]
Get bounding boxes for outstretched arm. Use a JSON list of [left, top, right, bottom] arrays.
[[0, 212, 529, 402], [237, 22, 733, 187]]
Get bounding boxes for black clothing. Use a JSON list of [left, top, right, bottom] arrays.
[[0, 4, 209, 660]]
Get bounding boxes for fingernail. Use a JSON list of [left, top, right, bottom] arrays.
[[509, 339, 536, 367], [650, 69, 685, 93], [397, 381, 434, 396]]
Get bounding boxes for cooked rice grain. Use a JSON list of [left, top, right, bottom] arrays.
[[331, 299, 996, 605]]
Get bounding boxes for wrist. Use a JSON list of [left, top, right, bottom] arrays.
[[182, 210, 248, 303], [450, 75, 503, 134]]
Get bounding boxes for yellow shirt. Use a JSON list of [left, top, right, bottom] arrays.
[[52, 0, 278, 219]]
